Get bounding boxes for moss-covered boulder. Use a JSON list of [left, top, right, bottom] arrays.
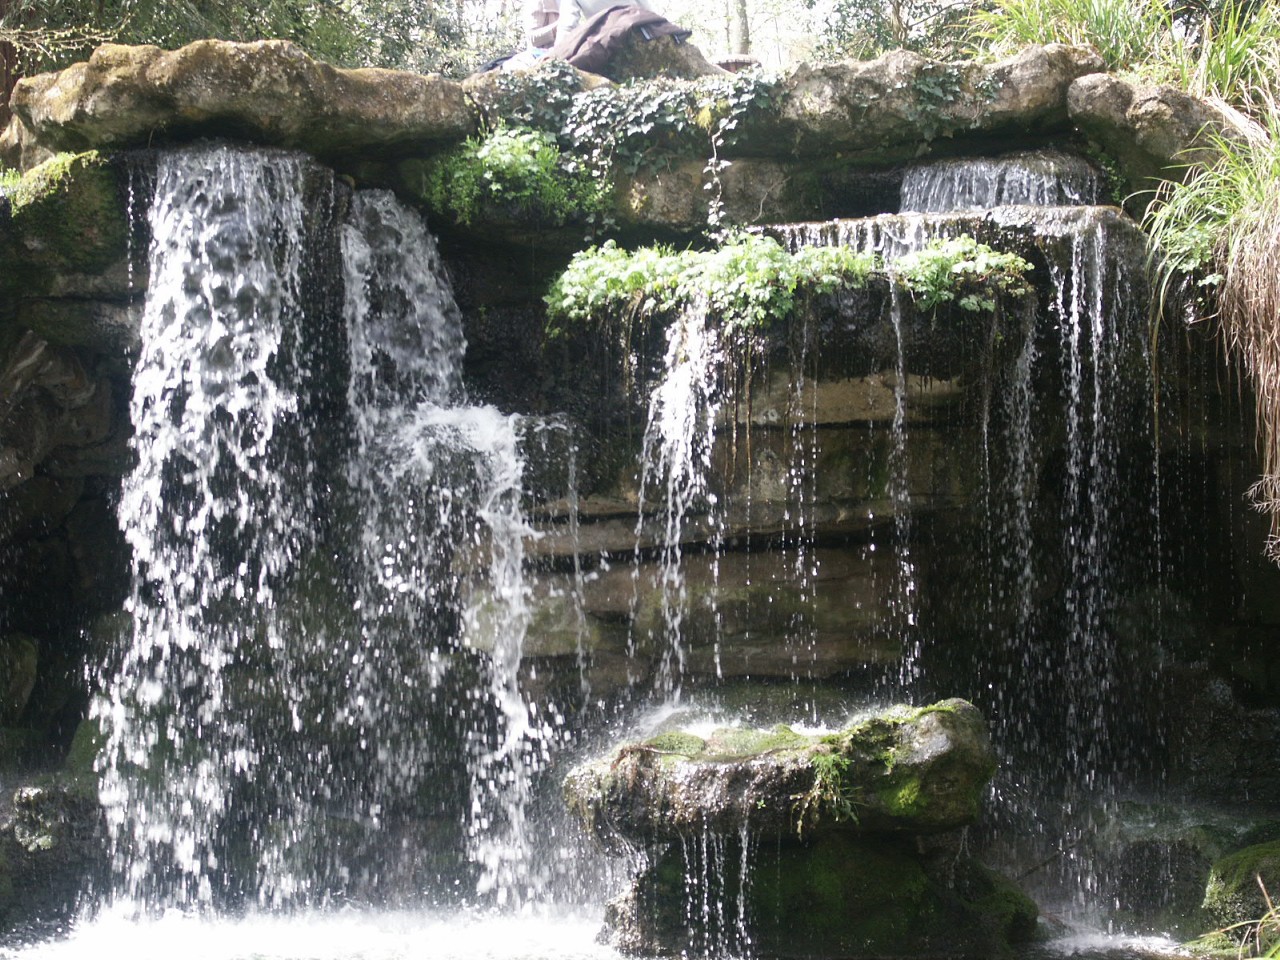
[[566, 699, 996, 847], [1, 150, 130, 302], [1203, 840, 1280, 944], [568, 701, 1033, 958]]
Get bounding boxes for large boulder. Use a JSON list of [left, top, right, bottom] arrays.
[[608, 835, 1038, 958], [7, 40, 477, 167], [1068, 74, 1246, 199], [566, 699, 996, 848], [748, 44, 1103, 160], [566, 700, 1036, 958]]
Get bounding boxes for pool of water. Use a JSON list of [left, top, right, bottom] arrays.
[[0, 908, 1199, 960]]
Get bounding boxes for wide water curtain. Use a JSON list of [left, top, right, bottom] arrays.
[[98, 145, 321, 908], [98, 147, 542, 912]]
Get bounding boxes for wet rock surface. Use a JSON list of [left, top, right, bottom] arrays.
[[565, 699, 996, 845], [566, 700, 1035, 958], [1068, 73, 1245, 201]]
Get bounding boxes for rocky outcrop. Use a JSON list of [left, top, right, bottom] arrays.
[[6, 40, 476, 164], [0, 773, 105, 933], [1068, 74, 1248, 199], [566, 700, 1036, 958], [750, 44, 1104, 161], [1202, 840, 1280, 935], [0, 333, 128, 491]]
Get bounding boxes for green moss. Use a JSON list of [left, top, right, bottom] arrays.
[[1203, 840, 1280, 931], [704, 724, 805, 758], [881, 776, 923, 816], [4, 150, 128, 280], [644, 731, 706, 756]]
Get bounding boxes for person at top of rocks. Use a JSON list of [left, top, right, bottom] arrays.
[[553, 0, 657, 43], [524, 0, 560, 50]]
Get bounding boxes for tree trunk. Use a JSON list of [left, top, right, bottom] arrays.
[[0, 0, 15, 130], [729, 0, 750, 54]]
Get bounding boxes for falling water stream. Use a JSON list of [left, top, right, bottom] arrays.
[[0, 145, 1216, 960]]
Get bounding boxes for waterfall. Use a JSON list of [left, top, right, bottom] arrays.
[[900, 151, 1102, 213], [96, 144, 328, 908], [96, 148, 544, 913]]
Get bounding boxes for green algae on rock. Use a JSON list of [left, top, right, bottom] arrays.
[[567, 700, 1036, 958], [564, 698, 997, 847]]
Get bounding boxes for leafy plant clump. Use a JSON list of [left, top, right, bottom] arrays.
[[793, 748, 860, 836], [1145, 105, 1280, 558], [420, 124, 604, 227], [547, 233, 1033, 335], [893, 236, 1035, 312], [544, 234, 875, 334]]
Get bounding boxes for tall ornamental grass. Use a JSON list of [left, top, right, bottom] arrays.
[[1146, 98, 1280, 557], [967, 0, 1174, 71]]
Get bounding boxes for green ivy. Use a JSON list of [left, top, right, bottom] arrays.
[[419, 124, 604, 227], [545, 233, 875, 335], [478, 67, 778, 235], [893, 236, 1034, 313]]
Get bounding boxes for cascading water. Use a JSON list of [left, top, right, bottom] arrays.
[[900, 150, 1101, 212], [748, 153, 1163, 919], [634, 297, 725, 696], [95, 144, 325, 908], [92, 145, 547, 916], [340, 189, 544, 906]]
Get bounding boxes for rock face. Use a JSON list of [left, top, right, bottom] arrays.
[[1203, 840, 1280, 935], [0, 778, 104, 933], [566, 700, 1037, 958], [753, 44, 1103, 160], [7, 40, 476, 163], [1068, 73, 1244, 199]]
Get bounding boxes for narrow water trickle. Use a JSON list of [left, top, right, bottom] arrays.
[[634, 297, 725, 697]]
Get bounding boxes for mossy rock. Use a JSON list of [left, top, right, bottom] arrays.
[[1203, 840, 1280, 945], [2, 151, 128, 297], [565, 699, 996, 848]]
